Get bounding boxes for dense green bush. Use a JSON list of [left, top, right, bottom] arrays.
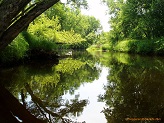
[[87, 44, 102, 51], [89, 38, 164, 55], [113, 39, 154, 54], [135, 40, 154, 54], [28, 14, 60, 41], [111, 39, 154, 54], [154, 37, 164, 54], [0, 31, 58, 63], [0, 5, 101, 63], [0, 34, 29, 62], [22, 31, 57, 51], [102, 43, 111, 51]]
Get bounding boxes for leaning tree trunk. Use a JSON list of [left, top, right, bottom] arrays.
[[0, 85, 44, 123], [0, 0, 59, 51]]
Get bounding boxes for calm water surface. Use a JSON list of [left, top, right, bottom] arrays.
[[0, 51, 164, 123]]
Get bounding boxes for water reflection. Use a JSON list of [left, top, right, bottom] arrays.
[[0, 51, 100, 122], [0, 51, 164, 123], [24, 83, 88, 123], [98, 52, 164, 123], [62, 67, 108, 122]]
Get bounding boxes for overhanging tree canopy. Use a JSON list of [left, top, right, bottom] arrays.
[[0, 0, 87, 51]]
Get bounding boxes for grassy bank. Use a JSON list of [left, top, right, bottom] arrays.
[[87, 38, 164, 55], [0, 32, 58, 65]]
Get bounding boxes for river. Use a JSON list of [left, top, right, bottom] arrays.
[[0, 51, 164, 123]]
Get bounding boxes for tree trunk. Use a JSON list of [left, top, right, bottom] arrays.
[[0, 0, 31, 38], [0, 0, 59, 51], [0, 85, 44, 123]]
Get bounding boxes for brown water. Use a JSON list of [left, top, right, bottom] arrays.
[[0, 51, 164, 123]]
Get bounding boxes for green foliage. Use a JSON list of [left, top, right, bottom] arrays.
[[28, 14, 60, 41], [87, 44, 102, 51], [89, 37, 164, 55], [85, 32, 98, 45], [87, 32, 113, 51], [105, 0, 164, 45], [54, 58, 86, 75], [134, 40, 154, 54], [28, 38, 57, 51], [102, 43, 111, 51], [27, 4, 101, 50], [28, 3, 101, 50], [0, 2, 102, 63], [56, 30, 86, 44], [46, 3, 101, 36], [22, 31, 57, 51], [26, 14, 62, 51], [97, 52, 164, 122], [0, 0, 90, 52], [45, 3, 101, 48], [154, 37, 164, 54], [97, 32, 110, 44], [110, 39, 154, 54], [114, 40, 134, 52], [0, 34, 29, 62]]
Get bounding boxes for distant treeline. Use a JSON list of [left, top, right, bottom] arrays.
[[89, 0, 164, 55]]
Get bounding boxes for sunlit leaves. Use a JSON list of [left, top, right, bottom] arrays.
[[26, 2, 101, 48], [28, 14, 61, 41], [45, 3, 101, 46], [106, 0, 164, 43], [66, 0, 88, 9], [56, 30, 86, 44]]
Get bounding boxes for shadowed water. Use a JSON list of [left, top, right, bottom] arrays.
[[0, 51, 164, 123]]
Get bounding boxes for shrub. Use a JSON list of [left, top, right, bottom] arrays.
[[22, 31, 57, 51], [114, 40, 130, 52], [0, 34, 29, 62], [113, 39, 154, 54], [154, 37, 164, 54], [102, 43, 111, 51], [135, 40, 154, 54]]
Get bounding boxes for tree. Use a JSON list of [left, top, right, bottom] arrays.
[[105, 0, 164, 42], [97, 52, 164, 123], [0, 0, 87, 51], [45, 3, 101, 38], [0, 84, 44, 123], [0, 0, 59, 51]]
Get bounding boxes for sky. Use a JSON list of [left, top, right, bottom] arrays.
[[62, 67, 109, 123], [81, 0, 110, 32], [61, 0, 110, 32]]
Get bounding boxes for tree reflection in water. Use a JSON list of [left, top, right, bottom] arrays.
[[0, 84, 44, 123], [24, 83, 88, 123], [0, 84, 88, 123], [0, 51, 97, 123], [97, 52, 164, 123]]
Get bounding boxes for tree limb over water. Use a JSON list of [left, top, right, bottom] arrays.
[[0, 0, 60, 50], [0, 0, 88, 51]]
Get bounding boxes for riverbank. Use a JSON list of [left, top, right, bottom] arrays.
[[0, 32, 59, 67], [87, 37, 164, 55]]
